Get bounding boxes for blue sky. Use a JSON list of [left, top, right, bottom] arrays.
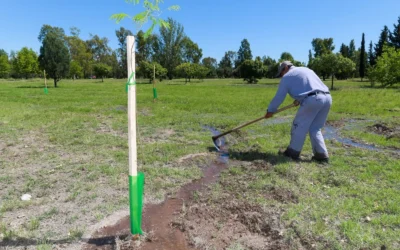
[[1, 0, 400, 64]]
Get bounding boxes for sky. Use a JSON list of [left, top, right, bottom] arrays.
[[1, 0, 400, 64]]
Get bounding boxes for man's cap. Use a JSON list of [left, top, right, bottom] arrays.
[[276, 61, 293, 78]]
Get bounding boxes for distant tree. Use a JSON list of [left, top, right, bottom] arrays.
[[360, 33, 366, 81], [279, 52, 294, 62], [115, 27, 133, 78], [15, 47, 39, 78], [240, 59, 263, 84], [389, 16, 400, 49], [136, 30, 155, 65], [86, 34, 112, 63], [311, 38, 335, 57], [348, 40, 356, 59], [368, 41, 376, 67], [307, 50, 313, 67], [315, 53, 355, 89], [0, 49, 10, 78], [69, 61, 83, 79], [93, 63, 111, 82], [38, 24, 65, 42], [193, 64, 209, 80], [339, 43, 349, 58], [39, 32, 71, 87], [218, 51, 236, 78], [181, 37, 202, 64], [235, 39, 252, 68], [201, 57, 218, 78], [156, 18, 186, 79], [67, 29, 92, 78], [374, 26, 390, 59], [368, 45, 400, 87], [137, 61, 168, 82]]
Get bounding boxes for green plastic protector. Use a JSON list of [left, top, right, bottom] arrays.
[[129, 172, 145, 235], [153, 88, 158, 99], [125, 72, 136, 92], [44, 88, 48, 94]]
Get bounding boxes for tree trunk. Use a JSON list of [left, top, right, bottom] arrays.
[[102, 76, 104, 82], [331, 74, 334, 90], [54, 78, 58, 88]]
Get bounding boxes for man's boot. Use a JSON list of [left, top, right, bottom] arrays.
[[278, 147, 300, 160], [312, 152, 329, 164]]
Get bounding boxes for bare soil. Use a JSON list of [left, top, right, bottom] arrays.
[[82, 157, 296, 250], [82, 160, 229, 250]]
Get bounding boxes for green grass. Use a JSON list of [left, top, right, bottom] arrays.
[[0, 77, 399, 248]]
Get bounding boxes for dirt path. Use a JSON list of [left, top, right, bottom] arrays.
[[82, 161, 228, 250]]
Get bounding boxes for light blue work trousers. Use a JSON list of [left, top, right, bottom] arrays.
[[289, 93, 332, 156]]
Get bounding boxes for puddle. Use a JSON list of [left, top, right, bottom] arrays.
[[323, 125, 399, 153]]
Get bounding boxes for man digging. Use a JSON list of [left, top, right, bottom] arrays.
[[265, 61, 332, 163]]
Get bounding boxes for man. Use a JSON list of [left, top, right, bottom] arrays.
[[265, 61, 332, 163]]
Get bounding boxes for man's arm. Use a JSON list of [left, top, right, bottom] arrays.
[[267, 80, 288, 113]]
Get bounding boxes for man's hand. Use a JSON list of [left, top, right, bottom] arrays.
[[293, 100, 300, 106], [265, 112, 274, 118]]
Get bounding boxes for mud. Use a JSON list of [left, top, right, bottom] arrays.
[[82, 161, 229, 250]]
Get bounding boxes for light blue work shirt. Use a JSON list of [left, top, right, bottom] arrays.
[[267, 66, 329, 112]]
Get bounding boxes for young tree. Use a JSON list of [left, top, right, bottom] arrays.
[[39, 32, 71, 87], [389, 16, 400, 49], [0, 49, 10, 78], [359, 33, 366, 81], [93, 63, 112, 82], [15, 47, 39, 78], [369, 45, 400, 87], [240, 59, 263, 84], [70, 61, 84, 79], [137, 61, 167, 82], [111, 0, 180, 39]]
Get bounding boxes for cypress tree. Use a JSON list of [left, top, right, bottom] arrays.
[[359, 33, 365, 81]]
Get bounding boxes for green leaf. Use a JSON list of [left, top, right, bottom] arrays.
[[159, 19, 170, 29], [168, 5, 180, 11], [110, 13, 130, 24], [144, 22, 156, 39], [133, 11, 149, 24]]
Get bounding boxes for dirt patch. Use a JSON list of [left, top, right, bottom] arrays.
[[177, 193, 288, 250], [368, 123, 400, 140], [82, 161, 229, 250]]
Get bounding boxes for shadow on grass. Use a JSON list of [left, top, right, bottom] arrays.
[[16, 85, 51, 89], [0, 234, 129, 248], [207, 147, 312, 165]]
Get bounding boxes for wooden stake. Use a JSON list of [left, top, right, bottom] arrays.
[[127, 36, 137, 177]]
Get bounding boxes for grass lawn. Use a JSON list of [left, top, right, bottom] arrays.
[[0, 77, 399, 249]]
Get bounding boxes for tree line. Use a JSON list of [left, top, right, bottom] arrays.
[[0, 17, 399, 87]]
